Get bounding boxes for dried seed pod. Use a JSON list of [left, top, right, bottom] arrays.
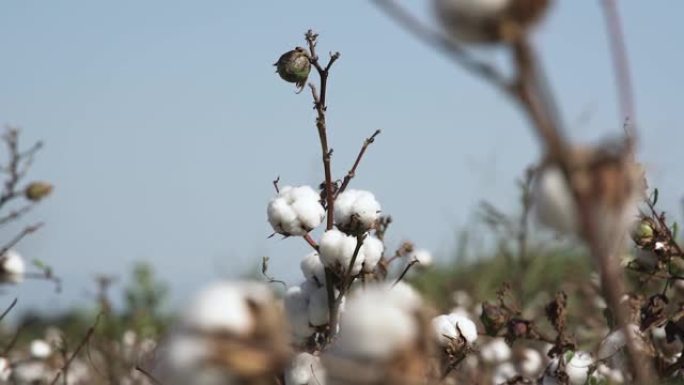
[[275, 47, 311, 91], [433, 0, 551, 44]]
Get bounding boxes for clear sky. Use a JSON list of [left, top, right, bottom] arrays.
[[0, 1, 682, 314]]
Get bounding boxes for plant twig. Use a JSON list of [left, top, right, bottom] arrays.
[[136, 365, 164, 385], [0, 222, 44, 257], [393, 259, 418, 286], [50, 313, 102, 385], [337, 129, 381, 196], [0, 298, 17, 322]]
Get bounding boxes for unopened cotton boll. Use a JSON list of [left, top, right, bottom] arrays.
[[285, 353, 326, 385], [334, 189, 381, 234], [268, 185, 325, 236], [30, 339, 51, 359], [182, 282, 269, 336], [0, 249, 25, 284], [301, 252, 326, 286]]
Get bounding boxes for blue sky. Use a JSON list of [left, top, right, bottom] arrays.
[[0, 1, 682, 314]]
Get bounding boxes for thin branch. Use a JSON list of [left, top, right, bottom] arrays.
[[272, 176, 280, 193], [0, 298, 17, 322], [135, 366, 164, 385], [0, 203, 35, 226], [393, 259, 418, 286], [50, 313, 102, 385], [370, 0, 509, 88], [303, 234, 319, 251], [600, 0, 636, 137], [0, 222, 44, 257], [337, 129, 381, 196]]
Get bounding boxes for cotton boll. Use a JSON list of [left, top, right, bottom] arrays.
[[182, 282, 259, 335], [334, 190, 381, 234], [309, 286, 332, 327], [566, 351, 593, 385], [410, 249, 433, 267], [319, 230, 366, 276], [30, 339, 52, 359], [0, 357, 11, 381], [285, 284, 316, 340], [480, 338, 511, 364], [447, 313, 478, 344], [361, 236, 384, 272], [0, 249, 25, 284], [332, 284, 420, 359], [598, 324, 644, 360], [492, 362, 518, 385], [533, 166, 578, 235], [285, 353, 326, 385], [388, 281, 424, 312], [517, 348, 543, 378], [165, 333, 211, 372], [432, 315, 458, 345], [301, 252, 326, 286], [268, 185, 324, 236]]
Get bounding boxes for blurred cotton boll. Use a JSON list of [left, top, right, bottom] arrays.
[[268, 185, 325, 236], [480, 338, 511, 364], [0, 249, 25, 284], [334, 189, 381, 234], [29, 339, 52, 359], [300, 251, 326, 287], [543, 351, 593, 385], [515, 348, 543, 377], [157, 281, 290, 385], [410, 249, 433, 268], [285, 352, 326, 385], [433, 0, 550, 43], [0, 357, 11, 381], [324, 283, 432, 385], [285, 282, 317, 343], [532, 145, 645, 252], [492, 362, 517, 385]]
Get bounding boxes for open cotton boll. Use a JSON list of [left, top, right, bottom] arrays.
[[301, 252, 326, 286], [517, 348, 543, 377], [410, 249, 433, 267], [319, 230, 366, 276], [30, 339, 51, 359], [480, 338, 511, 364], [598, 324, 644, 360], [334, 190, 381, 234], [182, 282, 269, 336], [285, 352, 326, 385], [309, 286, 334, 327], [285, 283, 316, 340], [432, 315, 458, 345], [492, 363, 518, 385], [332, 284, 420, 359], [0, 249, 25, 284], [0, 357, 10, 381], [532, 166, 578, 235], [361, 236, 384, 272], [565, 351, 593, 385], [446, 313, 478, 344], [268, 185, 324, 236]]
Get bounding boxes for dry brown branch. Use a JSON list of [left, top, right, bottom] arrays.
[[337, 129, 381, 196], [50, 313, 102, 385]]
